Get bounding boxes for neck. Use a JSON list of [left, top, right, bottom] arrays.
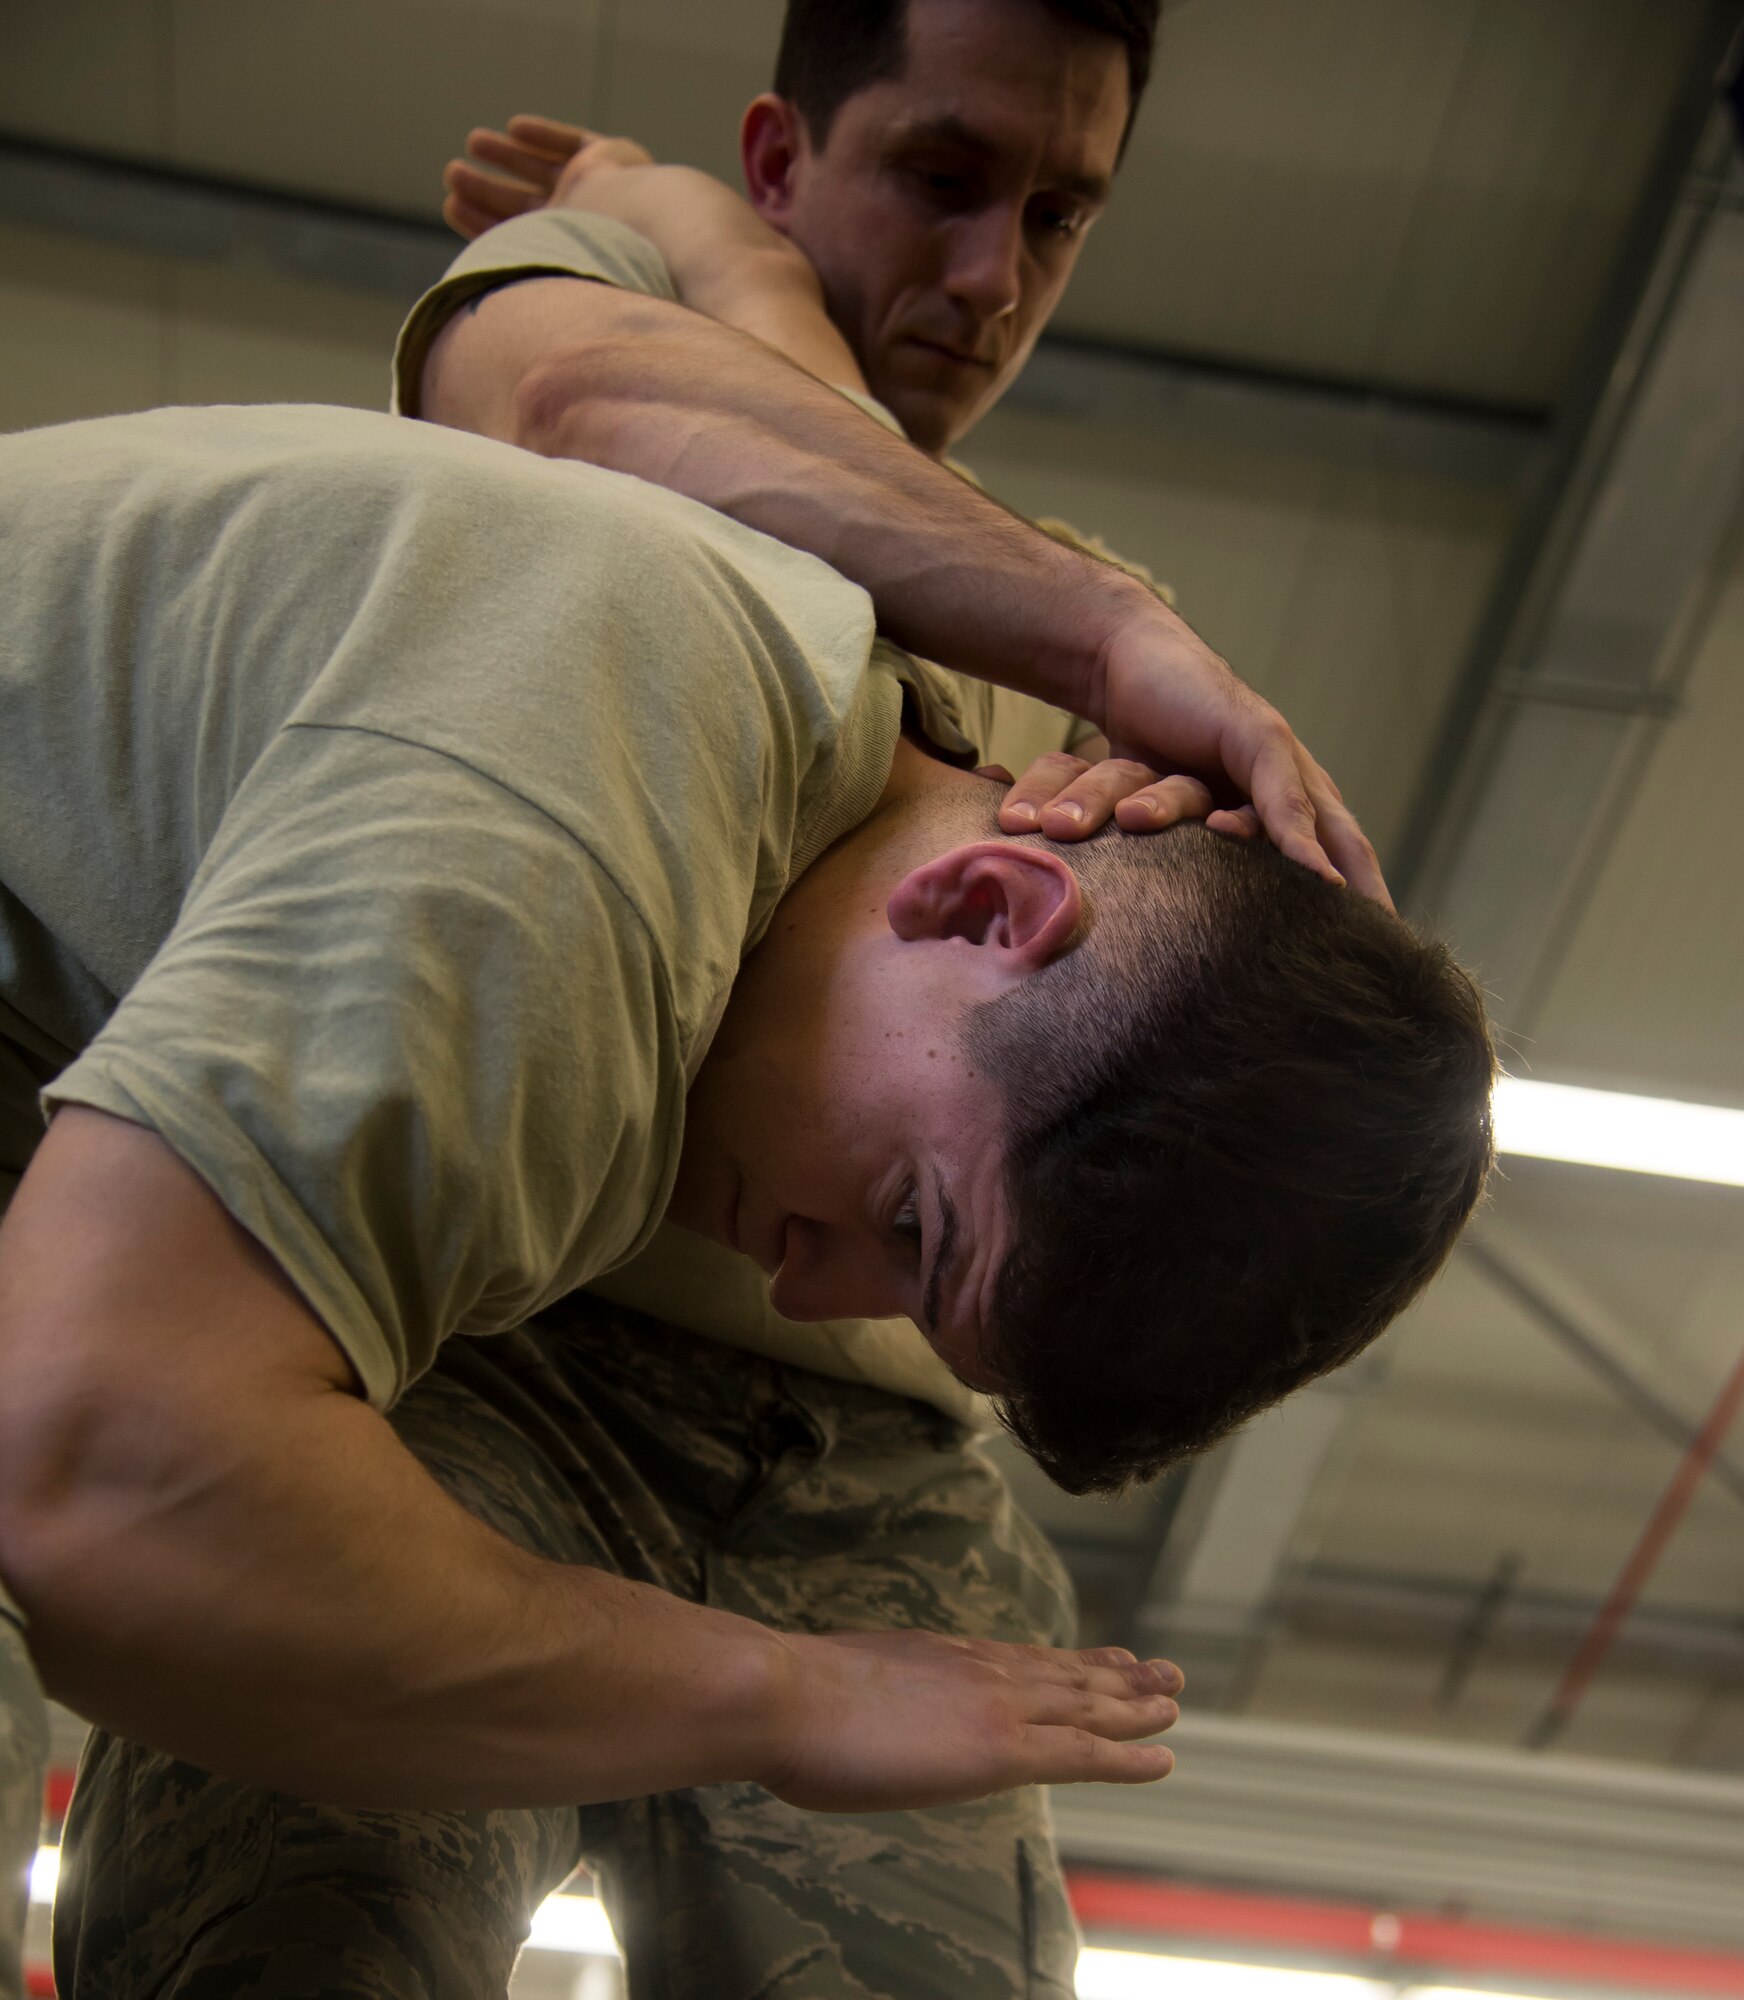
[[850, 734, 996, 878]]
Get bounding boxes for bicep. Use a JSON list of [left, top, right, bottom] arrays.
[[420, 274, 645, 440]]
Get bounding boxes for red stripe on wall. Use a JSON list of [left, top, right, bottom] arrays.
[[1065, 1872, 1744, 1998]]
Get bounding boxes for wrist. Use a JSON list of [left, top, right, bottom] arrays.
[[1032, 548, 1159, 729], [700, 1609, 809, 1790]]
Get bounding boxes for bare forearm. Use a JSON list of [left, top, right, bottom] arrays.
[[0, 1113, 787, 1810], [10, 1379, 786, 1808], [429, 285, 1149, 719]]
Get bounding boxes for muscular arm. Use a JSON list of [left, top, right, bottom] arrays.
[[425, 275, 1120, 718], [0, 1110, 1178, 1809], [420, 228, 1385, 898]]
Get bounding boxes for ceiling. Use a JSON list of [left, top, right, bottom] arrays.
[[2, 0, 1741, 1959]]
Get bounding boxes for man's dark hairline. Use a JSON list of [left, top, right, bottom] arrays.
[[783, 0, 1146, 159]]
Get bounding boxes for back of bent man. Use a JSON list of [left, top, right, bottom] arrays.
[[1, 400, 1214, 1997]]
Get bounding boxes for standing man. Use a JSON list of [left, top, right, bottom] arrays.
[[47, 7, 1394, 2000]]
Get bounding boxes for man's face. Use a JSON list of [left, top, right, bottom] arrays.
[[669, 871, 1024, 1391], [768, 0, 1130, 453]]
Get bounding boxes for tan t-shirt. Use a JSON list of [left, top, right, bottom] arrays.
[[393, 210, 1181, 1420], [0, 402, 981, 1409]]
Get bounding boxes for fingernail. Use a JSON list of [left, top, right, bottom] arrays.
[[1007, 803, 1038, 824], [1053, 802, 1085, 823]]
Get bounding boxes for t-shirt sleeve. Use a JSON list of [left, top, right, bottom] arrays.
[[393, 210, 681, 418], [392, 211, 915, 443], [44, 723, 683, 1410]]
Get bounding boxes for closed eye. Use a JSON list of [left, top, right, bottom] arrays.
[[893, 1181, 923, 1252], [1031, 201, 1090, 240]]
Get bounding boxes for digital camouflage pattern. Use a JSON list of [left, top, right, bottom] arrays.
[[55, 1295, 1081, 1998], [0, 1599, 47, 2000]]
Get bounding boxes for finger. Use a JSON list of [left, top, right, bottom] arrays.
[[1245, 732, 1345, 888], [996, 1649, 1181, 1701], [1024, 1725, 1175, 1787], [442, 193, 509, 241], [1306, 779, 1392, 909], [503, 113, 592, 161], [1205, 804, 1261, 839], [1035, 758, 1182, 841], [1110, 771, 1218, 834], [996, 751, 1090, 831], [967, 1636, 1180, 1688], [974, 763, 1015, 784], [465, 127, 567, 189], [442, 160, 546, 224], [1079, 1647, 1185, 1696], [1027, 1684, 1181, 1738]]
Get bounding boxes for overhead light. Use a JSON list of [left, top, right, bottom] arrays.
[[29, 1844, 58, 1904], [1493, 1078, 1744, 1187], [524, 1889, 620, 1955], [1075, 1952, 1386, 1999]]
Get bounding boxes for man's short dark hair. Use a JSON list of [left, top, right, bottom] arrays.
[[773, 0, 1162, 153], [965, 823, 1496, 1495]]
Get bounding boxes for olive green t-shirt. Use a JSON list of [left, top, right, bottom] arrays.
[[0, 402, 978, 1409]]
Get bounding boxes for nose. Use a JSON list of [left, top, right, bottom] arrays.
[[944, 206, 1024, 326], [768, 1216, 909, 1324]]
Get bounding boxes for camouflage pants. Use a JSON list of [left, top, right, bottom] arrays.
[[53, 1295, 1081, 1998], [1, 1599, 48, 2000]]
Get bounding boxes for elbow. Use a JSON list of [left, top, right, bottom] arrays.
[[507, 350, 608, 462], [0, 1346, 207, 1644]]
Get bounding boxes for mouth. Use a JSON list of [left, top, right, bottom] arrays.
[[906, 336, 997, 372]]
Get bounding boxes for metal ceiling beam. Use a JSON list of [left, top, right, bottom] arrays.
[[1393, 5, 1744, 1020], [1466, 1234, 1744, 1511], [1128, 1364, 1382, 1706], [0, 132, 453, 302], [0, 131, 1542, 483], [1280, 1559, 1744, 1682]]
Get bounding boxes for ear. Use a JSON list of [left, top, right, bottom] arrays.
[[741, 94, 806, 231], [886, 841, 1084, 974]]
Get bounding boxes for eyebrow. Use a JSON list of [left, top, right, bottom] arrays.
[[922, 1168, 960, 1337], [890, 114, 1112, 207]]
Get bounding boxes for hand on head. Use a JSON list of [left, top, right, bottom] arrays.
[[1093, 596, 1391, 907]]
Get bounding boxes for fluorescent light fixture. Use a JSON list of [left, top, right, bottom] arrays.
[[1075, 1951, 1387, 2000], [1493, 1078, 1744, 1187], [525, 1889, 621, 1956], [30, 1844, 59, 1904], [1402, 1989, 1551, 2000]]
